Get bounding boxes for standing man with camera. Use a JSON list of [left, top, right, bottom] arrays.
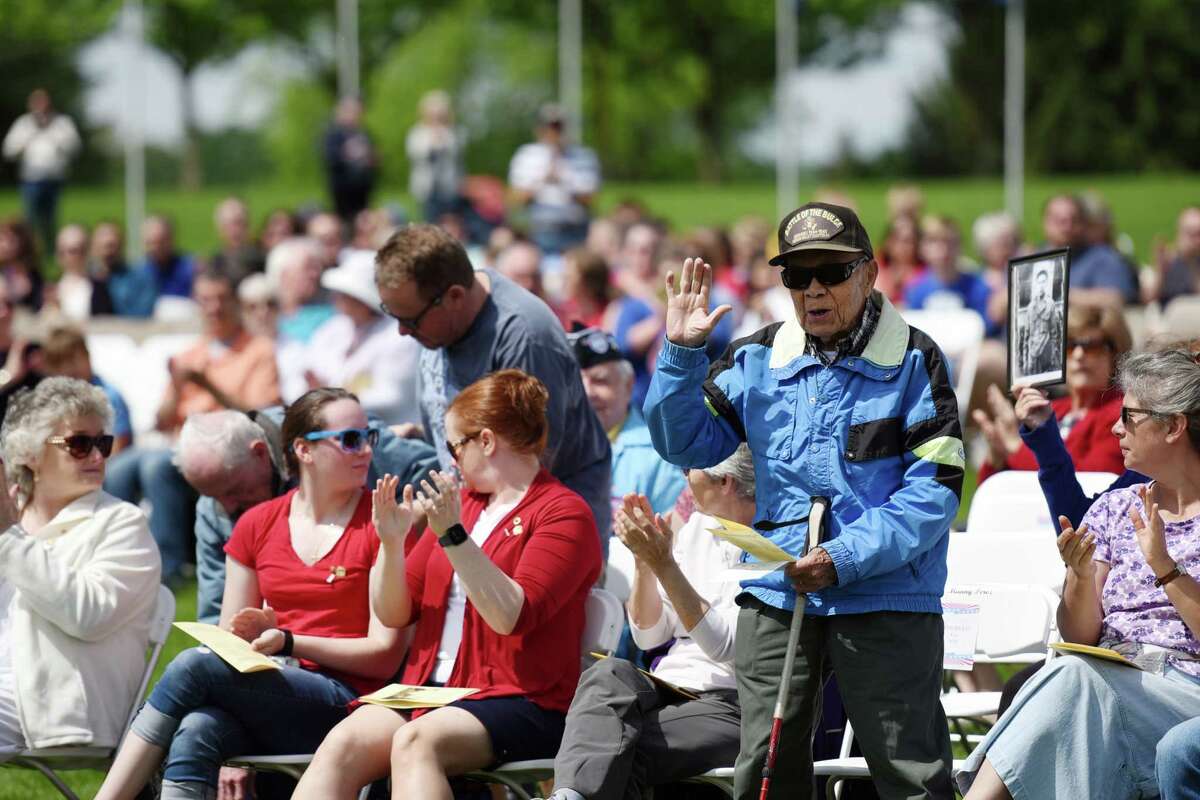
[[644, 202, 963, 799]]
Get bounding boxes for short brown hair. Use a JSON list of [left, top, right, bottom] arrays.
[[42, 326, 89, 371], [564, 247, 611, 304], [281, 387, 359, 478], [375, 224, 475, 299], [1066, 306, 1133, 365], [447, 369, 548, 457]]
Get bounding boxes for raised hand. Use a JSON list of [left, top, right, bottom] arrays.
[[1129, 483, 1173, 576], [664, 257, 733, 348], [415, 470, 462, 536], [971, 384, 1023, 468], [1012, 384, 1053, 431], [372, 474, 417, 548], [228, 605, 277, 642], [1056, 515, 1096, 578]]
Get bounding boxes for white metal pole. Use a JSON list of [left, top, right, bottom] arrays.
[[336, 0, 360, 99], [122, 0, 145, 265], [558, 0, 583, 141], [776, 0, 800, 220], [1004, 0, 1025, 223]]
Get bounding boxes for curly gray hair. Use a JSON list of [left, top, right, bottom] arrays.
[[1118, 349, 1200, 454], [1, 377, 113, 508]]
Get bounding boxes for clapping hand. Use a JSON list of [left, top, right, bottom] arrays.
[[664, 257, 733, 348], [1129, 483, 1173, 576], [615, 494, 675, 574], [372, 474, 417, 548], [415, 470, 462, 536], [1057, 516, 1096, 578], [971, 384, 1023, 468], [228, 606, 277, 643]]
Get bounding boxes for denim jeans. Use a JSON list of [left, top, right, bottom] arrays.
[[131, 647, 357, 788], [1158, 716, 1200, 800], [104, 446, 198, 580], [20, 179, 61, 254]]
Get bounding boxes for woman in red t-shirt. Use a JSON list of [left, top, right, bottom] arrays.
[[97, 388, 406, 800], [975, 306, 1133, 483], [293, 369, 601, 800]]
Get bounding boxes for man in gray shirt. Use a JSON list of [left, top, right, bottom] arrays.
[[375, 224, 612, 547]]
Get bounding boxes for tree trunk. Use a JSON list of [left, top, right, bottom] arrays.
[[178, 66, 203, 190]]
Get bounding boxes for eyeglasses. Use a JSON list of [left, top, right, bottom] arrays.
[[1120, 407, 1165, 428], [446, 432, 480, 460], [780, 255, 871, 291], [379, 289, 445, 330], [1068, 336, 1114, 355], [46, 434, 115, 459], [303, 427, 379, 453]]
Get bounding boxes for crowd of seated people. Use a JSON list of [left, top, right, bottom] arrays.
[[2, 176, 1200, 800]]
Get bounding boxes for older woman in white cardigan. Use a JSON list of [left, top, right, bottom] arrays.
[[0, 376, 160, 758]]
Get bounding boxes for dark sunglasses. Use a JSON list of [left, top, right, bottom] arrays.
[[446, 432, 480, 460], [780, 255, 871, 291], [1067, 336, 1114, 355], [1120, 407, 1164, 428], [379, 289, 445, 330], [304, 427, 380, 453], [46, 434, 115, 459]]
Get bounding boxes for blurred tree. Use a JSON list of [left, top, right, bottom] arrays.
[[0, 0, 120, 186], [898, 0, 1200, 175]]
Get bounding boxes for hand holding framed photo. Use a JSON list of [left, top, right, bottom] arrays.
[[1008, 248, 1071, 389]]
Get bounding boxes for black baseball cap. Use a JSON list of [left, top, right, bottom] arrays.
[[567, 326, 625, 370], [769, 202, 874, 265]]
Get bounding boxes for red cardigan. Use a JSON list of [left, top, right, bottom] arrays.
[[978, 391, 1126, 483], [401, 469, 601, 714]]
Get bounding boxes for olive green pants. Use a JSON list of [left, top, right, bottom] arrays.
[[733, 596, 953, 800]]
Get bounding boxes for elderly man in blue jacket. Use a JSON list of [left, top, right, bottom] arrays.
[[644, 202, 962, 799]]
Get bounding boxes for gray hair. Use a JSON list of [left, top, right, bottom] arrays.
[[1, 377, 114, 508], [175, 410, 267, 476], [265, 237, 321, 289], [700, 443, 756, 500], [972, 211, 1019, 255], [1118, 349, 1200, 453]]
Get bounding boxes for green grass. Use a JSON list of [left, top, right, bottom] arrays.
[[1, 580, 199, 800], [0, 173, 1196, 265]]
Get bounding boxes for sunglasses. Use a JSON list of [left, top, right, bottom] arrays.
[[446, 432, 480, 460], [304, 427, 380, 453], [780, 255, 871, 291], [1068, 336, 1114, 355], [379, 289, 445, 330], [1120, 407, 1164, 428], [46, 434, 115, 459]]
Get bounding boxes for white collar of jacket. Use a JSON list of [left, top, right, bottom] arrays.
[[768, 291, 909, 378], [31, 489, 105, 540]]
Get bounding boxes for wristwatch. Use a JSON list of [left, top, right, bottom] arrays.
[[1155, 562, 1189, 588], [438, 523, 469, 549]]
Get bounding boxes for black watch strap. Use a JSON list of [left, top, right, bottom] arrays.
[[438, 523, 469, 548]]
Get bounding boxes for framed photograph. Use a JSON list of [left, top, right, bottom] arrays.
[[1007, 248, 1071, 389]]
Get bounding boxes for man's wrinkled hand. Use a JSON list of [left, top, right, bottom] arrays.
[[785, 546, 837, 594]]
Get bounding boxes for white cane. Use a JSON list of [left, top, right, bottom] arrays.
[[758, 496, 830, 800]]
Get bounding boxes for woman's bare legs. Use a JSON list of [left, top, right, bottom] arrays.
[[292, 705, 405, 800], [389, 706, 494, 800], [94, 735, 166, 800]]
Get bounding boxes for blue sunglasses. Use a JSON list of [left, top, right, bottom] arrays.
[[303, 427, 380, 452]]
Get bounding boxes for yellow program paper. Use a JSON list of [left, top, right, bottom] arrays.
[[173, 622, 282, 673], [708, 517, 796, 564], [1049, 642, 1142, 669], [358, 684, 480, 709]]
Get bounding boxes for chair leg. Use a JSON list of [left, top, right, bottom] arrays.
[[15, 760, 82, 800], [462, 773, 533, 800]]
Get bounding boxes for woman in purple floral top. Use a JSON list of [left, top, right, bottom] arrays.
[[959, 348, 1200, 800]]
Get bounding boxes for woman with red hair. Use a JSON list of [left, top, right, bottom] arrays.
[[293, 369, 601, 800]]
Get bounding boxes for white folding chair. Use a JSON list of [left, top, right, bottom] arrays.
[[902, 308, 985, 426], [965, 469, 1119, 535], [603, 537, 637, 603], [125, 333, 197, 435], [946, 530, 1065, 593], [5, 585, 176, 800], [85, 333, 140, 394]]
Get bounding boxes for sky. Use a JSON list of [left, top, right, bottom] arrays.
[[78, 2, 955, 168]]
